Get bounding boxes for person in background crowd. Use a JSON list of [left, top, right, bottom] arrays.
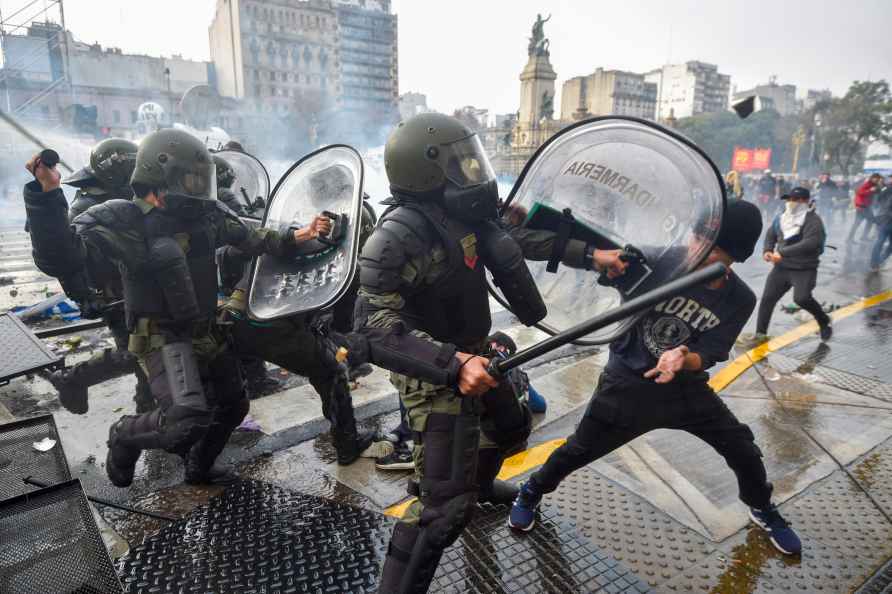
[[870, 175, 892, 271], [848, 174, 882, 243], [757, 169, 777, 212], [814, 172, 839, 227], [725, 170, 744, 201], [836, 177, 852, 223], [756, 187, 831, 342]]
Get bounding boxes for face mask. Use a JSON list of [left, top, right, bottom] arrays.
[[785, 201, 807, 215], [442, 179, 499, 223]]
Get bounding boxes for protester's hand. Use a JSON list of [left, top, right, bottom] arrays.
[[644, 345, 688, 384], [594, 249, 629, 279], [769, 251, 783, 264], [455, 352, 498, 396], [293, 214, 333, 243], [25, 153, 61, 193]]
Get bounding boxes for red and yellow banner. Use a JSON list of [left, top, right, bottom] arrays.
[[732, 147, 772, 172]]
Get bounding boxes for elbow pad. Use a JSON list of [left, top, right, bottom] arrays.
[[362, 324, 461, 387], [148, 237, 201, 322], [478, 221, 547, 326]]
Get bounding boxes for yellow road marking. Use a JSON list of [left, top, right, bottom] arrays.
[[709, 289, 892, 392], [384, 288, 892, 518]]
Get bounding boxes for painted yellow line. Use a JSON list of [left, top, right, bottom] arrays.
[[709, 288, 892, 392], [384, 438, 567, 518], [385, 288, 892, 518]]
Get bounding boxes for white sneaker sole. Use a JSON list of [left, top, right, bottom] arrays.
[[749, 510, 797, 555], [375, 461, 414, 471]]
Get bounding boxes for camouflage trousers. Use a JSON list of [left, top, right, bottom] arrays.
[[392, 371, 529, 526]]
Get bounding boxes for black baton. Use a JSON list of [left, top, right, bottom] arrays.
[[487, 262, 728, 379]]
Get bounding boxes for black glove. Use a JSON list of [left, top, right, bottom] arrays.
[[310, 314, 369, 370]]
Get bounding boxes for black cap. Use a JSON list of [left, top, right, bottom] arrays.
[[781, 186, 810, 200], [716, 200, 763, 262]]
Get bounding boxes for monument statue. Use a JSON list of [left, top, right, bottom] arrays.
[[540, 91, 554, 120], [528, 13, 551, 57]]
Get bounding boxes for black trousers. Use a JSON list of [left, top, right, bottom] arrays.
[[530, 370, 773, 510], [756, 266, 829, 334]]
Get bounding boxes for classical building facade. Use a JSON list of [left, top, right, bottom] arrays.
[[560, 68, 657, 121], [209, 0, 398, 143], [645, 61, 731, 120], [1, 22, 211, 137]]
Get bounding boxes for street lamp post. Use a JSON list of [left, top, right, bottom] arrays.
[[791, 126, 806, 176]]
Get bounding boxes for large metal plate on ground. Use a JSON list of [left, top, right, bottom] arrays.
[[0, 312, 62, 385], [0, 479, 123, 594], [498, 117, 725, 344], [248, 145, 364, 321], [0, 414, 71, 500], [117, 480, 649, 593]]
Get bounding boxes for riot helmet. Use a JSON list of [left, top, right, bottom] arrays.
[[384, 113, 499, 222], [90, 138, 138, 194], [131, 129, 216, 218], [213, 154, 236, 189]]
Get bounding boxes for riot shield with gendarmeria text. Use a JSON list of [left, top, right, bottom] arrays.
[[247, 145, 364, 321], [495, 117, 725, 345], [217, 149, 270, 214]]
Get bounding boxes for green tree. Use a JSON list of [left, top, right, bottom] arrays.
[[675, 109, 796, 174], [803, 80, 892, 175]]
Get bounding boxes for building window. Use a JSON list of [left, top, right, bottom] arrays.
[[113, 110, 120, 124], [130, 111, 137, 123]]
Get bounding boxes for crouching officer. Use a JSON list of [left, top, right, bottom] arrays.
[[354, 113, 627, 593], [24, 129, 330, 487], [38, 138, 155, 415]]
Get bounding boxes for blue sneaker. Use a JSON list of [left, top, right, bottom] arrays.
[[508, 480, 542, 531], [749, 505, 801, 555], [527, 384, 547, 414]]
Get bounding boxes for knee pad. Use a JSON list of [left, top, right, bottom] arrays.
[[157, 342, 209, 421], [418, 492, 478, 549]]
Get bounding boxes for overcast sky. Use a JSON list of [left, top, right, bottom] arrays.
[[2, 0, 890, 115]]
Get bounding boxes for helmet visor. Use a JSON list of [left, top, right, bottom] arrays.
[[167, 162, 217, 201], [442, 135, 496, 188]]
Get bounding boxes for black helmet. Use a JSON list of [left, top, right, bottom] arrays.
[[131, 129, 216, 217], [384, 113, 499, 221], [90, 138, 137, 193]]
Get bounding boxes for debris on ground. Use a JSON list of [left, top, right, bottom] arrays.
[[32, 437, 57, 452]]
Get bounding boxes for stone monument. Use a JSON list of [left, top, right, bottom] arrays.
[[494, 14, 565, 176]]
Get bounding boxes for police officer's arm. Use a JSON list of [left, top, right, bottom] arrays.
[[504, 221, 627, 275], [351, 215, 466, 388], [216, 208, 331, 256]]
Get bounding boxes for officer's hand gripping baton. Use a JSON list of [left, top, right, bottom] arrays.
[[486, 262, 728, 380]]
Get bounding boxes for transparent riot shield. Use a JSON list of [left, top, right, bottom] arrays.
[[247, 145, 364, 321], [217, 149, 270, 214], [495, 117, 725, 344]]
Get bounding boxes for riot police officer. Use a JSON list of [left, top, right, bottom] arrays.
[[24, 128, 331, 487], [354, 113, 626, 593], [216, 199, 384, 465], [213, 154, 247, 216], [40, 138, 155, 415]]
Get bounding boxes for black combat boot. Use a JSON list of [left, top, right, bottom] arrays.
[[183, 408, 246, 485], [49, 368, 89, 414], [476, 447, 519, 505], [327, 374, 379, 465], [106, 415, 149, 488]]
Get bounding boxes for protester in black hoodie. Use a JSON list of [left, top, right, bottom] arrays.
[[756, 187, 831, 341]]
